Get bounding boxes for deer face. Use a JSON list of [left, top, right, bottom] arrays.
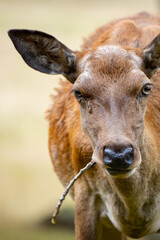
[[73, 46, 153, 178]]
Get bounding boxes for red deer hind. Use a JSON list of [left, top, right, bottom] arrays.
[[8, 12, 160, 240]]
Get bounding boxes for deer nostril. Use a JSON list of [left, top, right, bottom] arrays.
[[103, 146, 134, 170]]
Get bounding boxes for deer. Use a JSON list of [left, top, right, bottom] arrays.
[[8, 12, 160, 240]]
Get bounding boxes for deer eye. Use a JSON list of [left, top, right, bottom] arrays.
[[141, 84, 152, 97], [73, 89, 87, 105], [74, 90, 83, 99]]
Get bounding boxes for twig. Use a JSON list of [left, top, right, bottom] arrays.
[[51, 161, 96, 224]]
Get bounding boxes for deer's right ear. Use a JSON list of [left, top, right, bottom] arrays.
[[8, 29, 78, 83]]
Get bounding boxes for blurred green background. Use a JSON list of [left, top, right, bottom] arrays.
[[1, 0, 160, 239]]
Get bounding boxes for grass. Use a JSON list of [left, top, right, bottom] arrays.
[[1, 0, 160, 239]]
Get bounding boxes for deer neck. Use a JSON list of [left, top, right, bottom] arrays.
[[103, 127, 160, 237]]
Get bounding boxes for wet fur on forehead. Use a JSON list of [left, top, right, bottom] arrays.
[[78, 45, 142, 91], [92, 46, 134, 77]]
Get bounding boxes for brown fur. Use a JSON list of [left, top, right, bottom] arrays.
[[47, 12, 160, 239]]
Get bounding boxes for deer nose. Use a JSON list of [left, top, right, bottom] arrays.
[[103, 146, 134, 170]]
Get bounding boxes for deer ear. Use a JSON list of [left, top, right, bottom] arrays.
[[8, 29, 77, 83], [143, 33, 160, 78]]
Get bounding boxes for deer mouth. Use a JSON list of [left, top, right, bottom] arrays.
[[105, 167, 136, 178]]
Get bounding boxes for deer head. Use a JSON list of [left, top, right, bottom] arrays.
[[8, 29, 160, 179]]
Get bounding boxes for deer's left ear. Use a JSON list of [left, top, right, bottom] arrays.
[[8, 29, 78, 83], [143, 33, 160, 78]]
